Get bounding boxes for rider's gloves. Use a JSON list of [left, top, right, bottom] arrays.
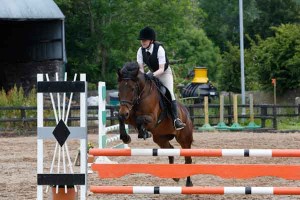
[[147, 72, 154, 79]]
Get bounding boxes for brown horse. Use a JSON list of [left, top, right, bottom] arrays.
[[117, 61, 194, 186]]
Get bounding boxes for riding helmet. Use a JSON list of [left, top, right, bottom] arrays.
[[138, 27, 156, 40]]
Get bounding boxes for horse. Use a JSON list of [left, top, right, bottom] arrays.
[[117, 61, 194, 186]]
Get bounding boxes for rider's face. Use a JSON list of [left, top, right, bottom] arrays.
[[140, 40, 152, 48]]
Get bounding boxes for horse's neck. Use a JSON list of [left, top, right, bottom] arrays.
[[137, 73, 146, 89], [137, 74, 155, 101]]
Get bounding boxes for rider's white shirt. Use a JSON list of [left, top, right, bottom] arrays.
[[137, 44, 166, 66]]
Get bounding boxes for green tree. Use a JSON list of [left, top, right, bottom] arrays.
[[56, 0, 140, 87], [199, 0, 300, 52], [217, 43, 241, 92], [249, 24, 300, 93], [199, 0, 258, 51], [175, 28, 221, 82], [248, 0, 300, 39], [55, 0, 222, 89]]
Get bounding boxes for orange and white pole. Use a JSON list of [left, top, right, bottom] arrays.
[[90, 186, 300, 195]]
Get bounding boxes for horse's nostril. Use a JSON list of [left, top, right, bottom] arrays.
[[119, 111, 129, 120]]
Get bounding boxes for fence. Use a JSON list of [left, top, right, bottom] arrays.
[[0, 105, 118, 131], [186, 104, 300, 129], [1, 104, 300, 130]]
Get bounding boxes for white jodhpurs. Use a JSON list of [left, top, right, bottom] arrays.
[[156, 67, 176, 100]]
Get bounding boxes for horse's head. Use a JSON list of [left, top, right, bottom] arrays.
[[117, 62, 143, 120]]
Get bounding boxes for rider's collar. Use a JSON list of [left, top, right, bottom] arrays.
[[143, 43, 154, 54]]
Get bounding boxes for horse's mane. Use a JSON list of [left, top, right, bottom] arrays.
[[119, 62, 140, 81]]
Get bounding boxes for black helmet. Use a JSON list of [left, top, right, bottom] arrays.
[[138, 27, 156, 40]]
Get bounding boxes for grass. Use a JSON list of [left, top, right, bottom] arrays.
[[278, 118, 300, 130]]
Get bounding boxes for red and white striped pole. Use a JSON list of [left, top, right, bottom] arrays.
[[89, 148, 300, 157], [90, 186, 300, 195]]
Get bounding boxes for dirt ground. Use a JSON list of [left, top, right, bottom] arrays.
[[1, 131, 300, 200]]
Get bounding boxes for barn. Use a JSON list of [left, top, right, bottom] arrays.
[[0, 0, 66, 93]]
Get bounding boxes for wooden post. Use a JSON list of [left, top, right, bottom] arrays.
[[233, 94, 238, 124], [261, 106, 267, 128], [229, 94, 244, 131], [198, 96, 214, 131], [246, 94, 260, 129], [220, 95, 224, 123], [216, 95, 229, 130], [272, 79, 276, 105], [204, 96, 209, 125]]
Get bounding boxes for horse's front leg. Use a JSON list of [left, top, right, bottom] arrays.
[[185, 156, 193, 187], [118, 115, 131, 144], [136, 115, 152, 140]]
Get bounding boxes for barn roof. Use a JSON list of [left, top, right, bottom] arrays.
[[0, 0, 64, 20]]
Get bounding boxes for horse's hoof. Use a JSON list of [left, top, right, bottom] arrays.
[[122, 136, 131, 144], [172, 178, 180, 182], [143, 132, 152, 140], [186, 181, 193, 187], [144, 133, 152, 140]]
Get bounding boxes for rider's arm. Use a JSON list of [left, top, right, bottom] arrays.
[[153, 64, 165, 76], [153, 46, 166, 77], [138, 63, 145, 73], [137, 47, 145, 73]]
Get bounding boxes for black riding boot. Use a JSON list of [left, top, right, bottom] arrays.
[[171, 100, 186, 130]]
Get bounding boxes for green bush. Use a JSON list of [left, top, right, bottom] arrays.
[[0, 86, 37, 130]]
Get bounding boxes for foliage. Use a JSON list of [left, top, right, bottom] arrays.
[[247, 0, 300, 39], [199, 0, 300, 51], [199, 0, 259, 51], [0, 86, 37, 130], [88, 82, 97, 91], [87, 142, 94, 152], [0, 85, 36, 107], [248, 24, 300, 93], [54, 0, 222, 90], [175, 28, 222, 82], [0, 89, 8, 106], [53, 0, 300, 96], [278, 118, 300, 130], [217, 43, 241, 92], [218, 24, 300, 93]]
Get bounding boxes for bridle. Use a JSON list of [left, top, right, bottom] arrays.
[[119, 77, 152, 111]]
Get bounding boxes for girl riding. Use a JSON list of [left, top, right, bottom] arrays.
[[136, 26, 186, 131]]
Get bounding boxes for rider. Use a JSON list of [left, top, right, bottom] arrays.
[[136, 26, 186, 131]]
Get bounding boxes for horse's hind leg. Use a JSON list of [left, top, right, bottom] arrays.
[[136, 115, 152, 140], [152, 134, 179, 182]]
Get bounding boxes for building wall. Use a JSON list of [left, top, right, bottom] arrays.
[[0, 20, 65, 93], [1, 60, 63, 93], [0, 20, 64, 62], [250, 89, 300, 105]]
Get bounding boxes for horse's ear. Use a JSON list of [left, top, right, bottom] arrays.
[[117, 68, 122, 82]]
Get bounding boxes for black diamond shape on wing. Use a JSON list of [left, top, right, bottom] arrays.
[[53, 119, 70, 147]]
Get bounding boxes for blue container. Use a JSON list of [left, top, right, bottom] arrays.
[[109, 92, 119, 105]]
